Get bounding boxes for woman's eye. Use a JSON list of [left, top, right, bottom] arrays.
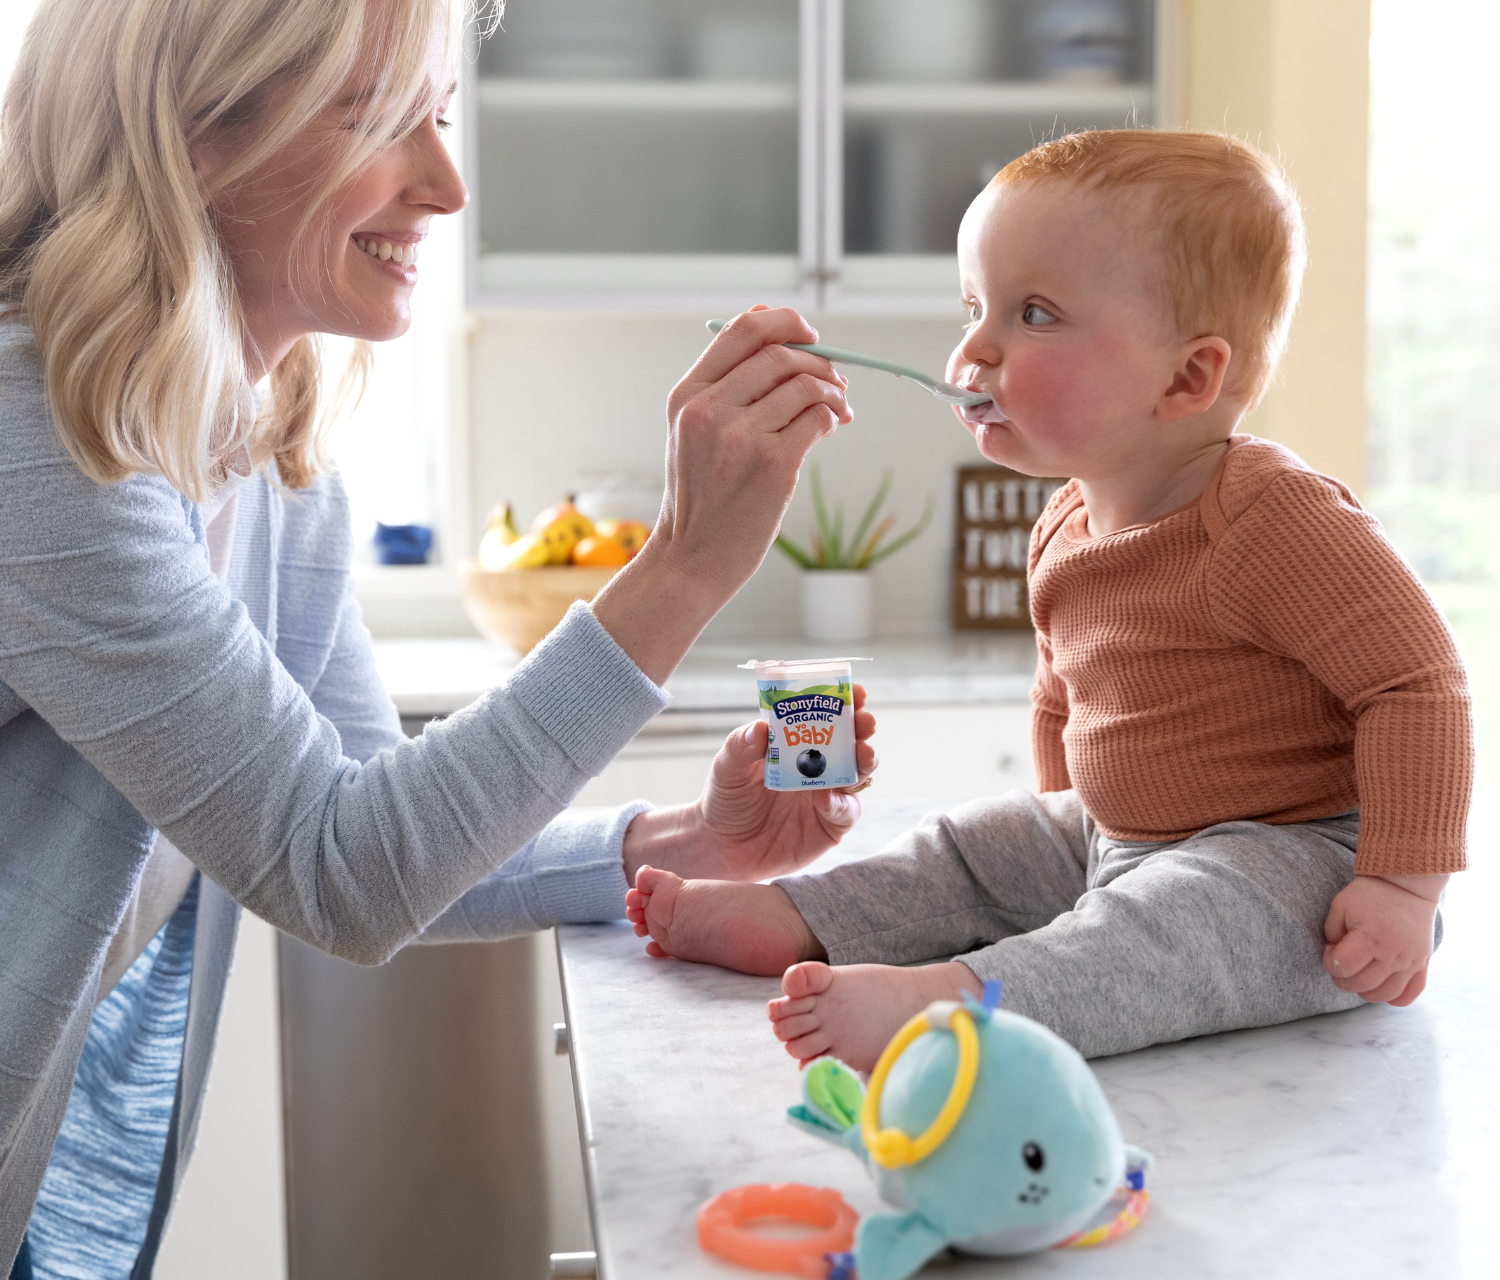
[[1022, 1142, 1045, 1172], [436, 116, 454, 132], [1022, 303, 1058, 326]]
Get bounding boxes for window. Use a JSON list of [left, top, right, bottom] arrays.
[[1367, 0, 1500, 781]]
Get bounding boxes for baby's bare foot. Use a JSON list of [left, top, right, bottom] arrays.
[[625, 866, 822, 976], [767, 961, 983, 1071]]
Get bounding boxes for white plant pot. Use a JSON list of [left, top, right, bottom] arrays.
[[800, 570, 874, 642]]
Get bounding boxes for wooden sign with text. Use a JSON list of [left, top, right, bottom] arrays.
[[951, 466, 1068, 631]]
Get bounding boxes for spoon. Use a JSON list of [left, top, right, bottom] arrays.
[[706, 319, 992, 408]]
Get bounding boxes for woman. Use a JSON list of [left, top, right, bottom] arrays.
[[0, 0, 870, 1273]]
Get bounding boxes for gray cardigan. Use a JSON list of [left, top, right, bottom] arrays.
[[0, 322, 668, 1267]]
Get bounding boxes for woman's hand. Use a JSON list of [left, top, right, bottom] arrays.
[[621, 685, 877, 885], [591, 307, 852, 686]]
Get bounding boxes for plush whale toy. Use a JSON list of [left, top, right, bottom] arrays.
[[787, 984, 1151, 1280]]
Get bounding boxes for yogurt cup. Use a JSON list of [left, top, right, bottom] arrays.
[[740, 657, 868, 791]]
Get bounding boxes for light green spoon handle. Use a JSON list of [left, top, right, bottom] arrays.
[[705, 319, 990, 406]]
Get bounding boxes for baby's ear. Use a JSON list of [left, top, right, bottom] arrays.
[[1159, 336, 1232, 421]]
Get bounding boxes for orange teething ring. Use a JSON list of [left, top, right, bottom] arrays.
[[697, 1183, 858, 1279]]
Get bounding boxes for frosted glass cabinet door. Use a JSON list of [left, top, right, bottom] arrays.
[[465, 0, 1176, 311], [470, 0, 809, 307], [835, 0, 1159, 307]]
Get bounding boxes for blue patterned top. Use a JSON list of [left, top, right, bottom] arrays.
[[27, 880, 199, 1277]]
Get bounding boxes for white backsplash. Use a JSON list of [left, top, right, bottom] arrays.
[[468, 311, 987, 639]]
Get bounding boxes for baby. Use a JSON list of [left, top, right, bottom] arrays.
[[626, 130, 1472, 1068]]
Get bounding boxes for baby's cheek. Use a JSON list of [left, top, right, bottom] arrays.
[[1007, 349, 1085, 420]]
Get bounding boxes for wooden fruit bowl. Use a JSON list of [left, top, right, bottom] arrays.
[[459, 561, 619, 654]]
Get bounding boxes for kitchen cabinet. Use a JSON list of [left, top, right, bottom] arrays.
[[467, 0, 1178, 312], [572, 703, 1035, 807]]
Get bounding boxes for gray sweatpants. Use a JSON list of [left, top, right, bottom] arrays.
[[776, 789, 1417, 1059]]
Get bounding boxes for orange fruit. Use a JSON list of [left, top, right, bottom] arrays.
[[595, 518, 651, 557], [571, 535, 631, 568]]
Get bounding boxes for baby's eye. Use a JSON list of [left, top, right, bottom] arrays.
[[1022, 303, 1058, 326], [964, 300, 982, 325]]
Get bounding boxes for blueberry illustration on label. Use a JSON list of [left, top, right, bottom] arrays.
[[797, 748, 827, 778]]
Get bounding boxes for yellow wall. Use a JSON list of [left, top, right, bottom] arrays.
[[1177, 0, 1370, 491]]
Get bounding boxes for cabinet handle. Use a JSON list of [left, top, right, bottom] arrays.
[[553, 1022, 571, 1056], [550, 1251, 597, 1278]]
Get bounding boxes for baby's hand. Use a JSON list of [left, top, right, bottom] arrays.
[[1322, 873, 1447, 1006]]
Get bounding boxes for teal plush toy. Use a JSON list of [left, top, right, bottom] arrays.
[[787, 983, 1151, 1280]]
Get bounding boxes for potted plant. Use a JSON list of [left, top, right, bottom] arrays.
[[775, 465, 935, 641]]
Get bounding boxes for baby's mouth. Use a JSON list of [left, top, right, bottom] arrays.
[[961, 398, 1009, 426]]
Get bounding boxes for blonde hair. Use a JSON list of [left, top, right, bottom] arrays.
[[991, 130, 1306, 407], [0, 0, 472, 497]]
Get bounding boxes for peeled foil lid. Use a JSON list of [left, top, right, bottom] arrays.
[[738, 657, 871, 671]]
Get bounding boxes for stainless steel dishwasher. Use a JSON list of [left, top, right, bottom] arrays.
[[277, 713, 552, 1280], [277, 704, 740, 1276], [278, 931, 549, 1279]]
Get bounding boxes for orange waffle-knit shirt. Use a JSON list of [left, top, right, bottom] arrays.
[[1028, 436, 1471, 877]]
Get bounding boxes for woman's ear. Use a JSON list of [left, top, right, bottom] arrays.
[[189, 135, 225, 182], [1157, 336, 1232, 422]]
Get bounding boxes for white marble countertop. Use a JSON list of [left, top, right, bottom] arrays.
[[556, 794, 1500, 1280], [372, 632, 1038, 718]]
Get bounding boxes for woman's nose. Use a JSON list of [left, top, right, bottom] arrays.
[[407, 120, 468, 215]]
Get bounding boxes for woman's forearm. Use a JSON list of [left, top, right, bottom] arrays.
[[0, 391, 667, 963], [589, 541, 726, 687], [591, 308, 850, 684]]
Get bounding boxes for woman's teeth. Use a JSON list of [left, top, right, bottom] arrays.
[[355, 238, 418, 266]]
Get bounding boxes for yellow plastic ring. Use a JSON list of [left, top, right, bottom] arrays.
[[861, 1003, 980, 1169]]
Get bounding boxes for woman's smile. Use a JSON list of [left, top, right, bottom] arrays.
[[353, 233, 422, 281]]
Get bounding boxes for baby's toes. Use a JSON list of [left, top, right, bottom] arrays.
[[782, 1027, 833, 1063], [767, 993, 817, 1021], [781, 960, 835, 1000], [769, 1011, 822, 1044], [634, 867, 684, 929]]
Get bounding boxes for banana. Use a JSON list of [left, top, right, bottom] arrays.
[[488, 531, 551, 570], [477, 502, 523, 569]]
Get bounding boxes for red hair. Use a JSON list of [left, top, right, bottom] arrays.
[[992, 130, 1305, 407]]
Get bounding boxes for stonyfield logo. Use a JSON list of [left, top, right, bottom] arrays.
[[772, 694, 844, 720]]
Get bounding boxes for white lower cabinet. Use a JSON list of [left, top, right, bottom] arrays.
[[572, 700, 1034, 809]]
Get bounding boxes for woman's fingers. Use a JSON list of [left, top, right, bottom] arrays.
[[693, 361, 849, 446], [684, 306, 822, 389], [707, 342, 849, 422]]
